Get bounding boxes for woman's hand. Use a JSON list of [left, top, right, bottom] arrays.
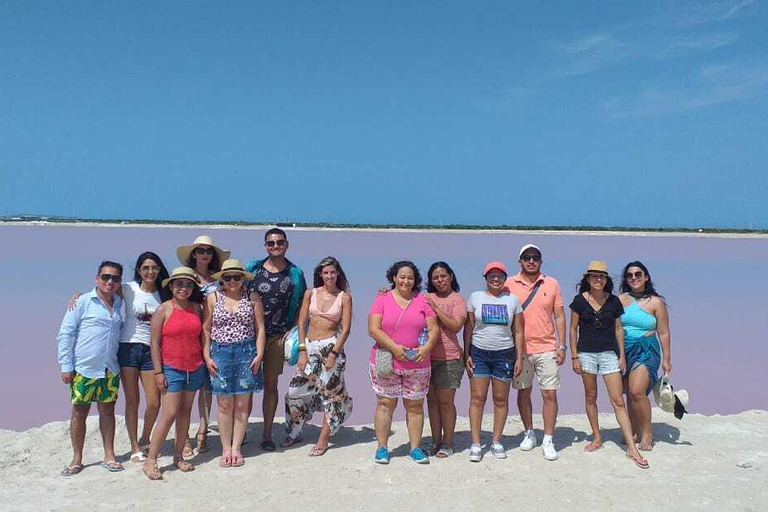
[[571, 358, 583, 375], [205, 357, 218, 377], [297, 352, 309, 374], [391, 344, 408, 362], [424, 294, 437, 310], [513, 358, 523, 378], [618, 354, 627, 374], [465, 355, 475, 378], [155, 373, 167, 394], [67, 292, 82, 311], [250, 355, 263, 373], [413, 345, 431, 363], [324, 352, 337, 370], [662, 358, 672, 375]]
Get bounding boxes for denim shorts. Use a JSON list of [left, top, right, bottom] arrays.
[[578, 351, 620, 376], [118, 343, 154, 371], [210, 339, 263, 396], [163, 364, 207, 393], [470, 345, 515, 382]]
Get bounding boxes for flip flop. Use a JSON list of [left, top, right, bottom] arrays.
[[584, 441, 602, 452], [173, 457, 195, 473], [309, 445, 328, 457], [627, 453, 650, 469], [101, 460, 124, 472], [61, 464, 84, 477], [637, 442, 655, 452], [283, 436, 302, 448], [436, 446, 454, 458], [219, 455, 232, 468], [130, 451, 147, 463], [231, 454, 245, 467], [260, 440, 276, 452], [143, 461, 163, 481]]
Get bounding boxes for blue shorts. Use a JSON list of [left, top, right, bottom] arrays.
[[210, 339, 263, 396], [163, 364, 207, 393], [578, 351, 620, 376], [470, 345, 515, 382], [118, 343, 154, 371]]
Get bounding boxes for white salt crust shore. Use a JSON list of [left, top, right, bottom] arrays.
[[1, 410, 766, 511]]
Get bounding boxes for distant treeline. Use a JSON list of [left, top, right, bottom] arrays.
[[2, 215, 766, 235]]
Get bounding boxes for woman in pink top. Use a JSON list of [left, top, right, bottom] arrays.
[[144, 267, 205, 480], [284, 256, 354, 456], [368, 261, 440, 465], [423, 262, 467, 458]]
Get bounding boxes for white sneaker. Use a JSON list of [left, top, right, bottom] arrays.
[[469, 444, 483, 462], [542, 439, 558, 461], [519, 430, 537, 451], [490, 442, 507, 459]]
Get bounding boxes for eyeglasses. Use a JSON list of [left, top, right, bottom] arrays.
[[520, 254, 541, 262], [99, 273, 122, 284], [194, 247, 215, 255], [625, 271, 644, 279], [222, 274, 243, 282], [265, 240, 286, 248], [140, 265, 161, 273], [171, 280, 195, 289]]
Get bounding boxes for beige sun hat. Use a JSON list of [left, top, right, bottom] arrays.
[[162, 266, 199, 288], [176, 235, 231, 266], [212, 259, 254, 281], [584, 260, 609, 276]]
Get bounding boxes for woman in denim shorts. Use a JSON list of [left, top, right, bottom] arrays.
[[203, 259, 266, 468], [463, 262, 524, 462], [568, 261, 649, 469]]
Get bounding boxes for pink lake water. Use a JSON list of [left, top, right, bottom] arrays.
[[1, 224, 766, 431]]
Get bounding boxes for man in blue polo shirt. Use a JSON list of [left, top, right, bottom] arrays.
[[57, 261, 125, 476]]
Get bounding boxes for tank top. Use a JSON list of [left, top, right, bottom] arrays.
[[308, 288, 344, 322], [621, 299, 657, 342], [161, 306, 203, 371], [211, 289, 255, 343]]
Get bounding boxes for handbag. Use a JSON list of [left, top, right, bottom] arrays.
[[374, 298, 411, 378]]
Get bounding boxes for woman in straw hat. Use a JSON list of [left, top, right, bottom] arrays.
[[284, 256, 354, 456], [143, 267, 206, 480], [568, 261, 649, 469], [176, 235, 231, 455], [619, 261, 672, 451], [202, 259, 266, 468]]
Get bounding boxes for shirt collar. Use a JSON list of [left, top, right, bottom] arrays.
[[512, 272, 546, 286]]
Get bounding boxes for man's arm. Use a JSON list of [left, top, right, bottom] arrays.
[[57, 297, 84, 382]]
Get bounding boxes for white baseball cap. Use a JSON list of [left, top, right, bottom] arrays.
[[518, 244, 542, 258]]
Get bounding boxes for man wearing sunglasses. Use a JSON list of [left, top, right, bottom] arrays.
[[245, 228, 307, 451], [57, 260, 125, 476], [505, 244, 566, 461]]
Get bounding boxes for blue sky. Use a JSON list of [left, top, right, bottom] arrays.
[[1, 1, 766, 228]]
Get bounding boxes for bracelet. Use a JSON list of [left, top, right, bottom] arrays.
[[298, 344, 306, 352], [154, 370, 163, 375], [330, 350, 340, 357], [571, 356, 579, 360]]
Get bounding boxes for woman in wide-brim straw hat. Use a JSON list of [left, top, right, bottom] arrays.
[[568, 261, 649, 469], [202, 259, 266, 468], [176, 235, 230, 455], [144, 267, 206, 480]]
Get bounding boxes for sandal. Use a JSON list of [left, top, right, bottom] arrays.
[[231, 454, 245, 467], [196, 432, 209, 454], [260, 439, 276, 452], [173, 456, 195, 473], [309, 445, 328, 457], [182, 438, 194, 458], [130, 451, 147, 463], [143, 460, 163, 481], [100, 460, 124, 472], [584, 441, 602, 452], [219, 454, 232, 468], [283, 436, 302, 448], [637, 442, 655, 452], [423, 444, 439, 456], [627, 453, 650, 469], [436, 446, 454, 458], [61, 464, 84, 477]]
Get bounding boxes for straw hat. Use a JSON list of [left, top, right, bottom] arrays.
[[162, 266, 199, 288], [176, 235, 231, 266], [584, 260, 609, 276], [212, 259, 254, 281]]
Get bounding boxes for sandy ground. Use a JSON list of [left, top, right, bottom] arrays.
[[1, 409, 766, 512]]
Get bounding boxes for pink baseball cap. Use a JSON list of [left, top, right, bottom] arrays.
[[483, 261, 508, 276]]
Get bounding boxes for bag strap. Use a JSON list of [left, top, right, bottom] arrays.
[[391, 299, 412, 344], [520, 280, 544, 311]]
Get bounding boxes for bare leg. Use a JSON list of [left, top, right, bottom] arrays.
[[217, 395, 234, 457], [490, 379, 511, 443], [469, 378, 490, 445], [261, 367, 280, 442], [426, 386, 441, 448], [232, 394, 250, 456], [69, 404, 90, 466], [436, 388, 457, 447], [582, 373, 601, 448], [195, 387, 212, 446], [174, 391, 196, 459], [374, 396, 397, 448], [517, 387, 534, 431], [627, 368, 653, 450], [138, 370, 161, 448], [97, 401, 117, 463], [603, 372, 642, 458], [146, 392, 182, 461], [314, 415, 331, 451], [403, 398, 425, 450], [120, 368, 141, 453], [541, 389, 558, 436]]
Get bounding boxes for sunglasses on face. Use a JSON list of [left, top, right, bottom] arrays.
[[140, 265, 160, 273], [222, 274, 243, 282], [194, 247, 215, 255], [99, 273, 122, 284], [520, 254, 541, 262], [172, 280, 195, 289], [626, 271, 645, 279], [265, 239, 286, 248]]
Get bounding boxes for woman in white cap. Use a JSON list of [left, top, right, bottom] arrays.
[[176, 235, 231, 454], [202, 259, 266, 468], [569, 261, 649, 469], [143, 267, 205, 480], [464, 261, 524, 462]]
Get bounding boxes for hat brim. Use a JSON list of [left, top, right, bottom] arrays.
[[176, 244, 231, 266], [211, 269, 254, 281], [484, 268, 508, 277], [161, 275, 199, 288], [584, 270, 609, 276]]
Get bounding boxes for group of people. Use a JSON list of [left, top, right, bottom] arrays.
[[56, 229, 672, 479]]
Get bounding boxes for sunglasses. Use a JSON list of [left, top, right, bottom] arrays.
[[265, 240, 286, 248], [626, 271, 645, 279], [222, 274, 243, 282], [171, 280, 195, 289], [520, 254, 541, 262], [140, 265, 161, 273], [99, 273, 122, 284], [194, 247, 215, 255]]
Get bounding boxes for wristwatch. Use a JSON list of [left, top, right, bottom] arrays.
[[556, 345, 566, 351]]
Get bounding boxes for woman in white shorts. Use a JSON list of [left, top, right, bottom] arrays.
[[568, 261, 649, 469]]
